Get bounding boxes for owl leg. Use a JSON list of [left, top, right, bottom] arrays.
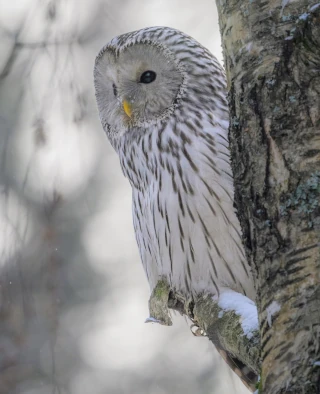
[[145, 279, 172, 326]]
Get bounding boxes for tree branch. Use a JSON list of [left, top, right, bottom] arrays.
[[146, 280, 261, 391]]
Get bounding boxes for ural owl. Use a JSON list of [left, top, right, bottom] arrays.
[[94, 26, 257, 391]]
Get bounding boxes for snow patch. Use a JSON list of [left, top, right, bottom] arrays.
[[266, 301, 281, 327], [218, 290, 258, 339], [145, 317, 162, 324], [246, 42, 253, 52], [313, 361, 320, 366], [299, 12, 309, 20], [310, 3, 320, 12]]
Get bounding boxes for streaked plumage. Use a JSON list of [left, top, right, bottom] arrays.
[[94, 26, 257, 391]]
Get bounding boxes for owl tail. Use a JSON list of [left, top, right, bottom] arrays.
[[216, 345, 258, 392]]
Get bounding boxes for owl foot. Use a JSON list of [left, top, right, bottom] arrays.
[[145, 279, 172, 326]]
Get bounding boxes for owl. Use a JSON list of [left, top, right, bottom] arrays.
[[94, 27, 257, 391]]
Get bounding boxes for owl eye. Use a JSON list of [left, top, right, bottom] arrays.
[[139, 71, 156, 84], [112, 83, 117, 97]]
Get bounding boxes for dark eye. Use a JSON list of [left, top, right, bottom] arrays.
[[112, 83, 117, 97], [139, 70, 156, 84]]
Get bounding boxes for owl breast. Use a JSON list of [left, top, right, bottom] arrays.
[[117, 112, 256, 301]]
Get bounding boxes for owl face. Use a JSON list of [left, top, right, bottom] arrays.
[[94, 43, 184, 132]]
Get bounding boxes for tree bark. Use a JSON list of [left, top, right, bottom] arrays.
[[215, 0, 320, 392]]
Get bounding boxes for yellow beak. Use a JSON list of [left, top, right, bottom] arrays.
[[123, 100, 133, 118]]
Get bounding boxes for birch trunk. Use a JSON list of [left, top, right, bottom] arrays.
[[215, 1, 320, 392]]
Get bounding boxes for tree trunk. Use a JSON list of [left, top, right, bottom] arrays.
[[215, 0, 320, 392]]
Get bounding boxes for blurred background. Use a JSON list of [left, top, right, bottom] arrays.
[[0, 1, 249, 393]]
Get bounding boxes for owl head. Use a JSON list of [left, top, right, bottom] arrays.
[[94, 27, 226, 142], [94, 27, 188, 135]]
